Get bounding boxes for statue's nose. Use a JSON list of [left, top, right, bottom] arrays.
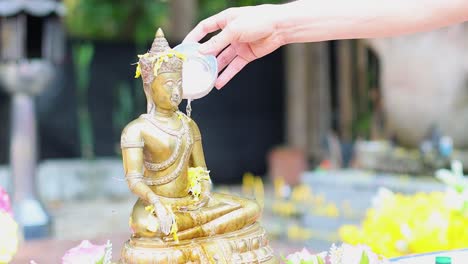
[[174, 84, 182, 96]]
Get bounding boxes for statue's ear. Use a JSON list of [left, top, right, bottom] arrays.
[[143, 86, 155, 114]]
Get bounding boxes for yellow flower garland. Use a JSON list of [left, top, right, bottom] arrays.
[[339, 190, 468, 258], [188, 167, 210, 201]]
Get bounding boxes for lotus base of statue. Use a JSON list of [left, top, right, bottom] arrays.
[[120, 223, 277, 264]]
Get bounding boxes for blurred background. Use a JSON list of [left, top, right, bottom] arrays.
[[0, 0, 467, 262]]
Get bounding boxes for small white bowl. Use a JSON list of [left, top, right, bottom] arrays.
[[173, 42, 218, 101]]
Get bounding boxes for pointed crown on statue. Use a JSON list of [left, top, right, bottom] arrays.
[[135, 28, 185, 88]]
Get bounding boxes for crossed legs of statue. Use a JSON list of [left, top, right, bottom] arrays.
[[131, 193, 261, 241]]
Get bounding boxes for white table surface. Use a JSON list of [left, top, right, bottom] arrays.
[[391, 249, 468, 263]]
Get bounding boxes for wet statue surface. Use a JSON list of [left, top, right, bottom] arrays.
[[119, 28, 277, 264]]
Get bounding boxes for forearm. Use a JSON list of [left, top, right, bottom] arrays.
[[127, 177, 159, 203], [277, 0, 468, 44], [121, 142, 159, 203]]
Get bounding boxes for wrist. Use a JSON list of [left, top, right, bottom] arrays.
[[271, 2, 293, 46], [147, 192, 160, 204], [272, 0, 319, 45], [273, 0, 351, 44]]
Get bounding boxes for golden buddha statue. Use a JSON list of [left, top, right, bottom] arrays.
[[119, 28, 277, 264]]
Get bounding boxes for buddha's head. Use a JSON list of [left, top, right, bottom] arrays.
[[136, 28, 185, 114]]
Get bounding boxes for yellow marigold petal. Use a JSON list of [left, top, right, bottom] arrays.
[[135, 64, 141, 78], [170, 220, 179, 242], [145, 205, 154, 212]]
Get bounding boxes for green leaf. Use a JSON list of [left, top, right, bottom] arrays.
[[317, 255, 325, 264], [78, 107, 94, 159], [360, 251, 369, 264], [95, 256, 104, 264], [280, 254, 290, 264]]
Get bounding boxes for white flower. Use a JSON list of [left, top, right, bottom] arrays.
[[400, 223, 412, 240], [329, 243, 388, 264], [371, 188, 394, 211], [436, 160, 467, 190], [436, 169, 457, 186], [444, 188, 465, 211], [329, 243, 343, 264], [451, 160, 463, 177], [285, 248, 327, 264], [343, 244, 377, 264], [395, 240, 409, 253]]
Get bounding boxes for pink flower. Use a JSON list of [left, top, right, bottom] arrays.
[[62, 240, 111, 264], [0, 186, 12, 217]]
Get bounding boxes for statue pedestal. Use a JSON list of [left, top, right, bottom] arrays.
[[120, 223, 278, 264]]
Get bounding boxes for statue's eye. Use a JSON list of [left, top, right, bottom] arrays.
[[165, 80, 174, 87]]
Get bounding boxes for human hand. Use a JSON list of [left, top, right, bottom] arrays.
[[184, 4, 286, 89]]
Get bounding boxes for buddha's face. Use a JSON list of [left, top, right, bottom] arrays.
[[151, 72, 183, 111]]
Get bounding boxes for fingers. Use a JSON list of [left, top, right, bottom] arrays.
[[199, 25, 238, 55], [161, 217, 171, 235], [183, 11, 229, 43], [155, 204, 172, 235], [215, 56, 249, 89], [216, 45, 237, 72]]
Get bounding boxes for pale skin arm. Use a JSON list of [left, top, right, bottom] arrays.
[[184, 0, 468, 89]]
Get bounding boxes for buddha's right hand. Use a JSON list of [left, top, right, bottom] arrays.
[[153, 201, 174, 235], [147, 192, 175, 235]]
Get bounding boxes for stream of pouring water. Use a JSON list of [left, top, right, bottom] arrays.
[[186, 99, 192, 118], [182, 58, 214, 118]]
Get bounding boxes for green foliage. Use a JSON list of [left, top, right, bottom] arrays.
[[353, 111, 372, 139], [72, 42, 95, 159], [112, 78, 146, 155], [64, 0, 283, 41], [72, 43, 94, 95], [64, 0, 168, 42], [113, 82, 134, 139], [198, 0, 284, 20], [198, 0, 229, 20], [353, 46, 379, 139]]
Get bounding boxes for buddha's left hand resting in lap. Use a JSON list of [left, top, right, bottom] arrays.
[[120, 28, 260, 242]]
